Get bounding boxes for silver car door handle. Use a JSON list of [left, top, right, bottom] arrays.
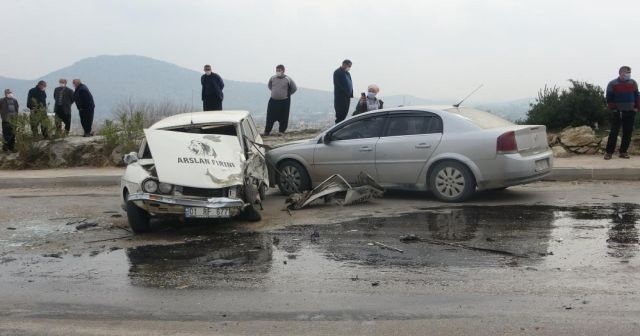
[[415, 143, 431, 149], [359, 146, 373, 152]]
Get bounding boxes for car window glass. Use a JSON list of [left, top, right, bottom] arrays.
[[242, 119, 256, 141], [332, 116, 385, 141], [384, 116, 443, 136]]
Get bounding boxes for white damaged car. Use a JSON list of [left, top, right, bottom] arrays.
[[120, 111, 268, 233]]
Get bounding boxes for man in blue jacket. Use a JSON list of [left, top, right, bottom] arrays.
[[333, 59, 353, 124], [72, 79, 95, 137], [604, 66, 639, 160], [201, 64, 224, 111]]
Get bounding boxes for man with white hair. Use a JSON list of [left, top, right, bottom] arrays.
[[353, 84, 384, 116]]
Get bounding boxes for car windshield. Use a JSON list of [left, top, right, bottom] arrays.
[[164, 123, 237, 136], [444, 107, 514, 129]]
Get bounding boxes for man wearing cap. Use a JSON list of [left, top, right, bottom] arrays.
[[264, 64, 298, 136], [26, 80, 48, 138], [0, 89, 19, 152], [333, 59, 353, 124], [53, 78, 74, 135], [604, 66, 640, 160], [201, 64, 225, 111]]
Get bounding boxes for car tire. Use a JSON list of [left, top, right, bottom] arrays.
[[428, 161, 476, 202], [277, 160, 311, 195], [242, 205, 262, 222], [126, 200, 151, 233]]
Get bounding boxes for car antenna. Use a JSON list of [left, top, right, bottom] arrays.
[[453, 84, 484, 108]]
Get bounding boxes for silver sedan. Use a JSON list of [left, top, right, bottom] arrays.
[[266, 106, 553, 202]]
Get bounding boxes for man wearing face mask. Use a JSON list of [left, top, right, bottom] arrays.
[[0, 89, 19, 152], [353, 84, 384, 116], [333, 59, 353, 123], [264, 64, 297, 136], [201, 64, 225, 111], [53, 79, 74, 135], [604, 66, 640, 160], [26, 80, 48, 138]]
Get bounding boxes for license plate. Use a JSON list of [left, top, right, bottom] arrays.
[[185, 207, 231, 218], [535, 159, 549, 171]]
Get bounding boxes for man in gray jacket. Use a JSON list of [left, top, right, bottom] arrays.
[[264, 64, 297, 136]]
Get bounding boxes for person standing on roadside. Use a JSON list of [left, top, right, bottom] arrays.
[[264, 64, 297, 136], [72, 79, 95, 137], [604, 66, 640, 160], [0, 89, 19, 152], [353, 84, 384, 116], [201, 64, 224, 111], [333, 59, 353, 124], [27, 80, 48, 138], [53, 78, 74, 135]]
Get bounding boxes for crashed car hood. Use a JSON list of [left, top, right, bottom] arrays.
[[144, 129, 245, 189]]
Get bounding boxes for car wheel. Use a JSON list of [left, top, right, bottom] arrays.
[[126, 200, 151, 233], [242, 205, 262, 222], [429, 161, 476, 202], [277, 160, 311, 195]]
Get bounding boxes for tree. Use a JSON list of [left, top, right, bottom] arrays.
[[525, 80, 608, 130]]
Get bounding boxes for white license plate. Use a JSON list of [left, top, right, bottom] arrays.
[[185, 207, 231, 218], [535, 159, 549, 171]]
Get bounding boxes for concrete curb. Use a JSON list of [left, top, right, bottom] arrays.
[[544, 168, 640, 181]]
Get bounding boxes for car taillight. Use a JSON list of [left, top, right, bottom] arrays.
[[497, 131, 518, 154]]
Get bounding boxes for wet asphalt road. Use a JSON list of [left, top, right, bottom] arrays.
[[1, 182, 640, 335]]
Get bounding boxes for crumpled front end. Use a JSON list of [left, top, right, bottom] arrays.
[[128, 192, 245, 218]]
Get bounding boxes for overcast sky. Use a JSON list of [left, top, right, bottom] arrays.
[[3, 0, 639, 102]]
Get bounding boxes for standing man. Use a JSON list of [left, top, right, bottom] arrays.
[[53, 78, 74, 135], [604, 66, 639, 160], [27, 80, 48, 138], [0, 89, 19, 152], [333, 59, 353, 124], [72, 79, 95, 137], [264, 64, 297, 136], [201, 64, 224, 111]]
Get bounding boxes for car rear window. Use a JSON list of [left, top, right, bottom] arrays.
[[444, 107, 514, 129]]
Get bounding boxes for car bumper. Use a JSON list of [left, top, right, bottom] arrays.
[[127, 192, 245, 216], [476, 151, 554, 190]]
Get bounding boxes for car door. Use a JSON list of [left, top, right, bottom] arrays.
[[312, 115, 386, 183], [375, 112, 443, 184]]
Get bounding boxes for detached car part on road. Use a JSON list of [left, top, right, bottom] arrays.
[[267, 106, 553, 202], [121, 111, 268, 233]]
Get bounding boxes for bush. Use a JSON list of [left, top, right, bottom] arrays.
[[525, 80, 608, 130]]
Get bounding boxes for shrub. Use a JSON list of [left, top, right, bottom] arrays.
[[525, 80, 608, 130]]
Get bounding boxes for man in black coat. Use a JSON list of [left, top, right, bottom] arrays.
[[53, 78, 74, 134], [201, 64, 225, 111], [27, 80, 48, 138], [333, 59, 353, 124], [72, 79, 95, 137]]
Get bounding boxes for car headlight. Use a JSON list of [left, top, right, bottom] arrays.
[[158, 182, 173, 194], [228, 186, 238, 199], [142, 179, 159, 193]]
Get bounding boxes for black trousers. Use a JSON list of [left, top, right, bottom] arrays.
[[203, 98, 223, 111], [264, 98, 291, 134], [79, 108, 94, 135], [29, 110, 48, 138], [606, 110, 636, 154], [334, 95, 350, 124], [2, 121, 15, 152], [54, 105, 71, 133]]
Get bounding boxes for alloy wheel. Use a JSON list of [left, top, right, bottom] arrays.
[[434, 167, 466, 198]]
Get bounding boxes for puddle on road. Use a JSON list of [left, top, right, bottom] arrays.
[[2, 204, 639, 289]]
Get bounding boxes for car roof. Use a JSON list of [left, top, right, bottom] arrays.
[[149, 110, 250, 129]]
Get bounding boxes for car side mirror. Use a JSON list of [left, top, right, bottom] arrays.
[[323, 133, 332, 145], [123, 152, 139, 165]]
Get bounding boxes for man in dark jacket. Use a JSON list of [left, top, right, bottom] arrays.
[[0, 89, 19, 152], [72, 79, 95, 137], [27, 80, 48, 138], [201, 64, 224, 111], [333, 59, 353, 124], [604, 66, 640, 160], [53, 78, 74, 134]]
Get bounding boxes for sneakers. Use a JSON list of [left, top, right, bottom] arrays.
[[620, 153, 631, 159], [604, 153, 612, 160]]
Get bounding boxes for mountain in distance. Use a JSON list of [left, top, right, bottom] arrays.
[[0, 55, 530, 127]]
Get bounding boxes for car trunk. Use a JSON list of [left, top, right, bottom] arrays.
[[514, 125, 548, 156]]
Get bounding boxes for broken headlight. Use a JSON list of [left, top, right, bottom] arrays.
[[158, 182, 173, 194], [142, 179, 159, 193], [228, 186, 238, 199]]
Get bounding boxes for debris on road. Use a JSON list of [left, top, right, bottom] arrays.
[[399, 234, 421, 243], [371, 281, 380, 287], [373, 241, 404, 253], [65, 218, 89, 225], [397, 234, 526, 257], [76, 221, 99, 230], [42, 253, 62, 259], [7, 227, 16, 230], [85, 235, 132, 244], [286, 172, 384, 210]]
